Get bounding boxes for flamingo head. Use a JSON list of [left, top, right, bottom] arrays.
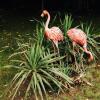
[[41, 10, 48, 17]]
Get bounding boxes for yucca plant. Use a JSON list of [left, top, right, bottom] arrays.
[[60, 14, 73, 36], [3, 41, 72, 100], [59, 15, 100, 72], [69, 22, 100, 72], [80, 23, 100, 62], [59, 15, 77, 68]]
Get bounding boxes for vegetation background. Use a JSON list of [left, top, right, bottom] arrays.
[[0, 0, 100, 100]]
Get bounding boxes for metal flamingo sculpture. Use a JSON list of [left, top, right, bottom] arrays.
[[67, 28, 93, 62], [41, 10, 64, 53]]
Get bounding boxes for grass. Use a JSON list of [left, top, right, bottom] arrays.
[[47, 64, 100, 100], [0, 65, 100, 100], [74, 65, 100, 100], [0, 9, 100, 99], [0, 68, 18, 99]]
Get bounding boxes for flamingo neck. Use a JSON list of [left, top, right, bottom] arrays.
[[85, 50, 93, 62], [45, 12, 50, 29], [87, 51, 93, 62]]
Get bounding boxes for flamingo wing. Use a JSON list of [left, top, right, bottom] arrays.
[[45, 27, 63, 41]]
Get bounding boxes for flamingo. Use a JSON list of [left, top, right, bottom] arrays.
[[41, 10, 64, 53], [67, 28, 93, 62]]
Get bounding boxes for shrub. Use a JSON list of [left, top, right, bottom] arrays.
[[3, 41, 72, 100]]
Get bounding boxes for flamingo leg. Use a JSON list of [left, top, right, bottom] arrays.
[[52, 42, 55, 53], [72, 42, 78, 70], [82, 43, 87, 52], [53, 41, 62, 65], [72, 41, 76, 47], [53, 41, 59, 54], [82, 43, 92, 62]]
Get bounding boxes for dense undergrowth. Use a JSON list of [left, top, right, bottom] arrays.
[[0, 13, 100, 100]]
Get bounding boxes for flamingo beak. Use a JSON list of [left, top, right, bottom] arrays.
[[41, 13, 44, 17]]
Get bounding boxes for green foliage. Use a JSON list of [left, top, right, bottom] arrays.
[[60, 14, 73, 36], [3, 41, 72, 100], [80, 23, 100, 61], [59, 15, 99, 72], [59, 15, 85, 72], [0, 14, 99, 100]]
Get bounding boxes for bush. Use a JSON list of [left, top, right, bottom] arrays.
[[3, 41, 72, 100]]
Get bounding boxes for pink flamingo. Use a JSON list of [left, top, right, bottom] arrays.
[[41, 10, 64, 53], [67, 28, 93, 62]]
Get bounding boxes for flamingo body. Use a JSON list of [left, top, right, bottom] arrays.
[[45, 27, 63, 42], [67, 28, 93, 62], [41, 10, 63, 50], [67, 28, 87, 47]]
